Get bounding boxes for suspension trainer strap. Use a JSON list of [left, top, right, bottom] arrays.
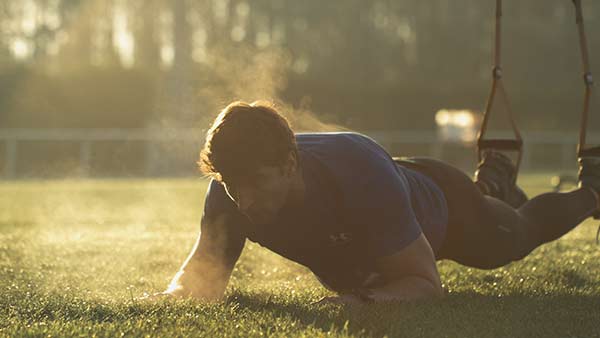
[[573, 1, 600, 230], [477, 0, 523, 184], [573, 0, 598, 158]]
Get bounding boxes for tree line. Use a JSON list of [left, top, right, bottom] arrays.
[[0, 0, 598, 131]]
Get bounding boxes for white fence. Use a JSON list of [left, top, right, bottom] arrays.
[[0, 128, 595, 178]]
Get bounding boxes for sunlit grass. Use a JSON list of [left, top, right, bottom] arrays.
[[1, 174, 600, 337]]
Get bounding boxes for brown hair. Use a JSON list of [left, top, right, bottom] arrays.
[[198, 101, 297, 183]]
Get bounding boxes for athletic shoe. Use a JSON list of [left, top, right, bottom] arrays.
[[474, 150, 528, 208], [578, 157, 600, 192], [578, 156, 600, 219]]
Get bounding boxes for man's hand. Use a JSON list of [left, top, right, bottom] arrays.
[[137, 281, 198, 303], [137, 291, 177, 302], [313, 294, 366, 306], [137, 285, 206, 303], [149, 212, 245, 303]]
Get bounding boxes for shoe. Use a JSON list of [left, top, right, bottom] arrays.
[[578, 157, 600, 219], [474, 150, 528, 208], [578, 157, 600, 192]]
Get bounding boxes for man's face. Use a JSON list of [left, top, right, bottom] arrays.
[[222, 162, 296, 225]]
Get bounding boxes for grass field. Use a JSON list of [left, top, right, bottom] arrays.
[[1, 174, 600, 337]]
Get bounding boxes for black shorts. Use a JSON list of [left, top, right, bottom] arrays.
[[393, 157, 524, 269]]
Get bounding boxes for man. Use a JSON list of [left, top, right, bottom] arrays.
[[148, 100, 600, 305]]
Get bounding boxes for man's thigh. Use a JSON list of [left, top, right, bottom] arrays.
[[393, 157, 527, 269]]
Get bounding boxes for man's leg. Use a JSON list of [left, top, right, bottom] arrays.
[[394, 157, 599, 269]]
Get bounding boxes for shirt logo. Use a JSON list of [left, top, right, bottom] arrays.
[[329, 232, 353, 246]]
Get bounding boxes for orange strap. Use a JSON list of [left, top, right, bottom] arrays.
[[477, 0, 523, 184], [572, 0, 597, 158]]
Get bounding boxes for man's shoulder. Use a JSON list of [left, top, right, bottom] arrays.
[[297, 132, 400, 202], [295, 132, 384, 158], [203, 179, 243, 220], [206, 178, 226, 199], [295, 131, 376, 145], [201, 179, 249, 242]]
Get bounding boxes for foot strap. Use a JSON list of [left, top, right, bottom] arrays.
[[582, 186, 600, 219]]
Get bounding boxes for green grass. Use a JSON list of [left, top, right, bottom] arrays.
[[1, 174, 599, 337]]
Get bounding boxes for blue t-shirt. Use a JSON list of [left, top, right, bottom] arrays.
[[202, 132, 448, 291]]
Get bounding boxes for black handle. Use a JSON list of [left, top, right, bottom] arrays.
[[478, 139, 523, 152]]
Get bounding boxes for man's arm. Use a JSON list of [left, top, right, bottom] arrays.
[[165, 213, 246, 301], [369, 233, 444, 302]]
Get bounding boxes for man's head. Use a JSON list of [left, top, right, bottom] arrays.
[[199, 101, 301, 224]]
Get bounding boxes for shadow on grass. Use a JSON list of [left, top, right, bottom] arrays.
[[2, 279, 600, 338], [226, 291, 600, 338]]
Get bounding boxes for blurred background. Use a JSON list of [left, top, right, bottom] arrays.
[[0, 0, 598, 179]]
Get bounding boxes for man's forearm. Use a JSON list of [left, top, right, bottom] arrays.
[[369, 276, 444, 302]]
